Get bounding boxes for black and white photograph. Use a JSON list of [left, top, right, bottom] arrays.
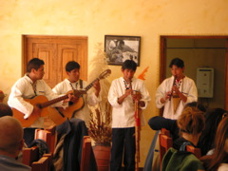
[[104, 35, 141, 66]]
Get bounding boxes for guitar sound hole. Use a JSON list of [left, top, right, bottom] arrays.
[[36, 104, 42, 109], [69, 101, 74, 106]]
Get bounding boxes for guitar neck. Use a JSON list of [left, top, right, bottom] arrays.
[[40, 94, 68, 108], [84, 78, 99, 92]]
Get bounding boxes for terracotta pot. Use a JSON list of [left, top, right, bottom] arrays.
[[93, 145, 111, 171]]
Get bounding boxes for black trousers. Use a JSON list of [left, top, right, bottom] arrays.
[[23, 127, 38, 146], [110, 127, 135, 171]]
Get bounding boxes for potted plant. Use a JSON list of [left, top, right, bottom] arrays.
[[88, 43, 112, 171], [88, 100, 112, 171], [89, 102, 112, 147]]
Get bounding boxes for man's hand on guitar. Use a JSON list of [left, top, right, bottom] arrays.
[[64, 93, 78, 103], [70, 96, 79, 103]]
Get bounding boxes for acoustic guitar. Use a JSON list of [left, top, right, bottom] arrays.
[[12, 90, 86, 127], [57, 69, 111, 118]]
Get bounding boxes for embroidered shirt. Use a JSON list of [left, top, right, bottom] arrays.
[[108, 77, 151, 128], [155, 75, 198, 119]]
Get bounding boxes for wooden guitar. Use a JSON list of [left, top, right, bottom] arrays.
[[57, 69, 111, 118], [12, 90, 86, 127]]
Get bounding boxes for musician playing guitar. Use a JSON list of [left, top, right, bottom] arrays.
[[8, 58, 93, 171], [52, 61, 101, 127], [51, 61, 101, 170], [8, 58, 73, 128]]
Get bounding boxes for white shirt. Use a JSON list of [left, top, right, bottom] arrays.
[[8, 75, 66, 127], [108, 77, 151, 128], [52, 79, 100, 125], [155, 75, 198, 119]]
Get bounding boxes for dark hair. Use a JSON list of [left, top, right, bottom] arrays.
[[169, 58, 184, 68], [0, 103, 13, 117], [208, 117, 228, 171], [27, 58, 45, 72], [184, 102, 206, 113], [65, 61, 80, 72], [121, 60, 137, 71], [198, 108, 227, 155]]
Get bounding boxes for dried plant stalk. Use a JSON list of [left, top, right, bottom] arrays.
[[88, 43, 112, 146], [89, 101, 112, 146]]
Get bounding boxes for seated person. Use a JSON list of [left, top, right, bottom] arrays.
[[52, 61, 100, 170], [145, 102, 205, 170], [200, 117, 228, 171], [149, 105, 227, 156], [0, 90, 5, 103], [198, 108, 227, 156], [52, 61, 101, 126], [0, 103, 13, 117], [148, 116, 178, 140], [148, 102, 205, 148], [0, 116, 31, 171], [162, 106, 205, 171]]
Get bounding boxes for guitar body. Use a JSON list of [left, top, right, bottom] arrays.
[[12, 69, 111, 127], [13, 109, 38, 127], [57, 69, 111, 118], [46, 107, 67, 126], [12, 95, 66, 127], [57, 97, 84, 119]]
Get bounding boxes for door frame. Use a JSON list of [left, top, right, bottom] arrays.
[[160, 35, 228, 110]]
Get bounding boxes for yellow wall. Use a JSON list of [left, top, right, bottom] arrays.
[[1, 0, 228, 166]]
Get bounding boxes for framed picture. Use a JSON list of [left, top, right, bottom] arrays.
[[104, 35, 141, 66]]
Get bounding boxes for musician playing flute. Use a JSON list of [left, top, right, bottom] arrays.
[[108, 60, 151, 171], [155, 58, 197, 119]]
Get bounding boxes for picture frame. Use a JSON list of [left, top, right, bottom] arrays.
[[104, 35, 141, 66]]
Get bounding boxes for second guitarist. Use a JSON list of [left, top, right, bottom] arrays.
[[52, 61, 101, 127], [51, 61, 101, 170]]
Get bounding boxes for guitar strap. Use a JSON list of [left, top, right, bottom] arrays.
[[32, 82, 37, 96], [70, 80, 83, 90], [79, 79, 83, 89]]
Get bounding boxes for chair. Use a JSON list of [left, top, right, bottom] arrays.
[[186, 145, 201, 159], [159, 130, 173, 163], [80, 136, 93, 171], [161, 128, 171, 136], [22, 146, 52, 170], [22, 146, 39, 166], [34, 125, 56, 154], [31, 154, 52, 171]]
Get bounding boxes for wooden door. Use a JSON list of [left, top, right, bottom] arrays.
[[22, 35, 88, 88]]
